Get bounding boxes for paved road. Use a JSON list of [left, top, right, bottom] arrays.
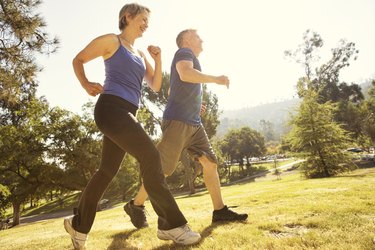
[[226, 159, 305, 184]]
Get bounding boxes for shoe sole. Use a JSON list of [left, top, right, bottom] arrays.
[[212, 216, 248, 223]]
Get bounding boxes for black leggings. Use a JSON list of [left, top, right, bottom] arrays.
[[73, 94, 187, 233]]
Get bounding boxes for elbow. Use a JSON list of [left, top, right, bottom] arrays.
[[72, 56, 84, 67], [179, 73, 189, 82], [72, 57, 78, 68]]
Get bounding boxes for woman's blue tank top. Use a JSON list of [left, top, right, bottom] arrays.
[[103, 39, 145, 108]]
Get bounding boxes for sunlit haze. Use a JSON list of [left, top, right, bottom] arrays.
[[36, 0, 375, 114]]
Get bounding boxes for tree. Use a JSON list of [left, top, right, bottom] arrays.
[[287, 89, 356, 178], [220, 126, 266, 179], [220, 129, 241, 164], [0, 0, 59, 105], [201, 84, 221, 139], [139, 72, 170, 136], [0, 97, 62, 226], [285, 30, 364, 140], [362, 80, 375, 146], [47, 103, 102, 191], [238, 127, 266, 168], [0, 184, 10, 219], [260, 119, 276, 142], [0, 0, 58, 225]]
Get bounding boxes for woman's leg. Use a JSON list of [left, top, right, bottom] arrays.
[[93, 95, 187, 230], [73, 136, 125, 233], [103, 116, 187, 230]]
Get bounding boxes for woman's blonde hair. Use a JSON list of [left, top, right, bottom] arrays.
[[118, 3, 150, 30]]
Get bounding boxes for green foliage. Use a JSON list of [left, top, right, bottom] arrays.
[[0, 184, 10, 218], [285, 30, 364, 141], [287, 90, 356, 178], [103, 155, 140, 201], [259, 119, 276, 141], [362, 80, 375, 145], [0, 0, 59, 225], [0, 97, 64, 225], [0, 0, 59, 105], [201, 84, 221, 139], [139, 72, 170, 136], [47, 104, 102, 191], [219, 129, 241, 162], [220, 126, 266, 164]]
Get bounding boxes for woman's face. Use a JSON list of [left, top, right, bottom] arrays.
[[127, 10, 149, 37]]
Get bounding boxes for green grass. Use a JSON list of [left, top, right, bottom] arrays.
[[1, 168, 375, 249]]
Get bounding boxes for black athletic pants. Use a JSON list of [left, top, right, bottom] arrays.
[[73, 94, 187, 233]]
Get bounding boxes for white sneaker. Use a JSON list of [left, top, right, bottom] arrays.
[[64, 215, 88, 250], [157, 224, 201, 245]]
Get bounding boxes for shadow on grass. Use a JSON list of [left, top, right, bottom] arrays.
[[107, 229, 139, 250], [174, 191, 210, 200]]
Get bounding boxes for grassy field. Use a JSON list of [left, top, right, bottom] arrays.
[[1, 167, 375, 250]]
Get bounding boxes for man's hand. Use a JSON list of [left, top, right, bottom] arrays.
[[200, 101, 207, 116], [216, 75, 230, 89]]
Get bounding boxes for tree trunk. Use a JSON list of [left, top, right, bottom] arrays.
[[180, 150, 196, 194], [228, 165, 231, 182], [188, 178, 195, 195], [12, 201, 21, 226]]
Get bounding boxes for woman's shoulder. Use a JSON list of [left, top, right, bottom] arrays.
[[94, 33, 119, 43], [92, 34, 121, 60]]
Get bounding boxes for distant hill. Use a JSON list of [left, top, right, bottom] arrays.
[[217, 79, 375, 139], [217, 98, 300, 139]]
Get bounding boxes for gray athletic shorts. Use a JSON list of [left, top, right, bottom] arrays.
[[157, 120, 218, 176]]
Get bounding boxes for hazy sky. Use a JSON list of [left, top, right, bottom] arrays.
[[36, 0, 375, 114]]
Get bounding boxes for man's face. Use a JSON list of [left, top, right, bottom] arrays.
[[186, 31, 203, 54]]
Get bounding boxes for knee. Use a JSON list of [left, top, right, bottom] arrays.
[[139, 148, 163, 174], [163, 168, 174, 177]]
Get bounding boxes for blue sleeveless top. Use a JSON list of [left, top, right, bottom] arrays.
[[103, 40, 145, 108], [163, 48, 202, 125]]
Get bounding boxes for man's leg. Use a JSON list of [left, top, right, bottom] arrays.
[[198, 155, 225, 210], [133, 184, 148, 206], [126, 120, 188, 227], [190, 126, 248, 222]]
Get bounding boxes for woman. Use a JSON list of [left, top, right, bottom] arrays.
[[64, 3, 201, 249]]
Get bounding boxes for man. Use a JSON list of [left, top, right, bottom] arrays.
[[124, 29, 248, 229]]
